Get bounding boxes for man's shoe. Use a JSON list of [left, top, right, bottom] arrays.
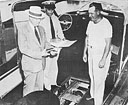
[[56, 85, 61, 88], [86, 97, 93, 100], [51, 85, 61, 92]]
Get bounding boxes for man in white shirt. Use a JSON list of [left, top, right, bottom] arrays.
[[40, 0, 65, 90], [83, 2, 112, 105]]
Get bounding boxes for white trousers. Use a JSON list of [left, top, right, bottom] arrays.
[[44, 48, 61, 89], [23, 70, 44, 96], [23, 49, 61, 96], [88, 47, 111, 105]]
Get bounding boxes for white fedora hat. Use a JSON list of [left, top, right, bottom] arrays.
[[29, 6, 45, 19]]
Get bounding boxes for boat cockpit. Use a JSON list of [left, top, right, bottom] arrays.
[[0, 0, 128, 105]]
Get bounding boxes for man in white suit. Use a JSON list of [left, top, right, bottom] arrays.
[[40, 0, 65, 90], [17, 6, 53, 96]]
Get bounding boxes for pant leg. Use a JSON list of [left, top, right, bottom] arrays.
[[44, 48, 61, 87], [48, 54, 59, 85], [49, 48, 61, 85], [88, 47, 94, 98], [34, 70, 44, 91], [23, 71, 37, 96], [93, 53, 111, 105], [44, 57, 51, 90]]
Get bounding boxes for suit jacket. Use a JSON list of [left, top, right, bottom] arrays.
[[17, 21, 48, 72]]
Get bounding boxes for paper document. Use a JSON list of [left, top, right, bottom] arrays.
[[50, 40, 77, 48]]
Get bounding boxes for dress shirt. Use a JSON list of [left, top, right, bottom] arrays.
[[40, 14, 64, 42]]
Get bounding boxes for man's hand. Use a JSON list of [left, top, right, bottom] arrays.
[[99, 58, 106, 68], [41, 49, 50, 57], [45, 43, 55, 50], [49, 47, 58, 57], [83, 54, 87, 63]]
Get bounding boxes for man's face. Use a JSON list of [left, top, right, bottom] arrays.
[[88, 6, 99, 22], [29, 16, 41, 26], [46, 9, 54, 17]]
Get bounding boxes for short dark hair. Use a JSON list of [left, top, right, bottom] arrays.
[[89, 2, 103, 11]]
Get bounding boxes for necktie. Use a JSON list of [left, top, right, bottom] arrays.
[[50, 17, 55, 39], [34, 26, 41, 44]]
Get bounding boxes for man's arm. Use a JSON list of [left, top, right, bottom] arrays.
[[39, 26, 54, 56], [99, 37, 112, 68], [83, 36, 88, 62]]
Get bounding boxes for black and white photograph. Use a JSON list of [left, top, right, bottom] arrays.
[[0, 0, 128, 105]]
